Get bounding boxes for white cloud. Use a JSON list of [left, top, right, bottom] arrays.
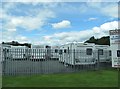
[[2, 0, 119, 2], [52, 20, 71, 29], [42, 21, 119, 45], [3, 8, 55, 31], [15, 35, 29, 43], [2, 29, 29, 43], [100, 21, 118, 31], [87, 2, 118, 18], [7, 29, 16, 32], [101, 4, 118, 18], [88, 17, 97, 21], [92, 27, 100, 33]]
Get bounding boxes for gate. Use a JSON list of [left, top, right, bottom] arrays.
[[1, 48, 111, 75]]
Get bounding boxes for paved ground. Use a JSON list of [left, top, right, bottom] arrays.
[[2, 59, 111, 75]]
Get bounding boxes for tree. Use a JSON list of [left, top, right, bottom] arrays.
[[85, 36, 96, 44], [84, 36, 110, 45]]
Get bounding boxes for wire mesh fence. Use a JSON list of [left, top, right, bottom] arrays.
[[1, 48, 112, 76]]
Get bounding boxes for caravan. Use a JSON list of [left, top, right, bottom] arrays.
[[51, 46, 59, 59], [59, 42, 111, 66], [31, 45, 59, 60], [1, 44, 12, 62], [31, 45, 51, 60], [94, 45, 111, 63], [11, 46, 28, 60]]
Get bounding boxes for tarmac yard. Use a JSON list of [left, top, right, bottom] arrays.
[[2, 59, 111, 75]]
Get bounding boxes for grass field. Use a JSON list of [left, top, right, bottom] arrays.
[[2, 69, 118, 87], [0, 75, 2, 88]]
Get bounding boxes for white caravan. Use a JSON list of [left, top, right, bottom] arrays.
[[11, 46, 28, 59], [31, 45, 51, 60], [94, 45, 111, 63], [32, 45, 60, 59], [51, 46, 59, 59], [0, 44, 12, 62], [59, 42, 111, 65]]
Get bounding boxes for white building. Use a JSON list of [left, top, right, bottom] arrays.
[[59, 42, 111, 65]]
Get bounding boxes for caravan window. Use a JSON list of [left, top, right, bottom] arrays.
[[68, 47, 70, 54], [86, 48, 92, 55], [64, 49, 67, 53], [98, 49, 103, 55], [59, 50, 62, 54], [109, 50, 111, 56], [55, 49, 58, 53], [117, 50, 120, 57]]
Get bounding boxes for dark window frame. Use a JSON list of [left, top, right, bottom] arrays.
[[68, 47, 70, 54], [98, 49, 103, 55], [117, 50, 120, 57], [64, 49, 67, 53], [55, 49, 58, 53], [86, 48, 92, 55], [109, 50, 111, 56], [59, 50, 62, 54]]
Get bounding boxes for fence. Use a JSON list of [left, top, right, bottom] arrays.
[[1, 48, 112, 76]]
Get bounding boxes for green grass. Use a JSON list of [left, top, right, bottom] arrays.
[[2, 70, 118, 87], [0, 75, 2, 88]]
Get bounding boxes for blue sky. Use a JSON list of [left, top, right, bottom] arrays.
[[1, 1, 119, 45]]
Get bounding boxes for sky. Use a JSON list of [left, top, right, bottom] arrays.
[[1, 0, 120, 46]]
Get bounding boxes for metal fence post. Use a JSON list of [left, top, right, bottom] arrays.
[[73, 49, 75, 65], [97, 50, 100, 70], [3, 48, 7, 75]]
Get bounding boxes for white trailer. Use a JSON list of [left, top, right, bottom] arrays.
[[94, 45, 111, 62], [59, 42, 111, 65], [51, 46, 59, 59], [11, 46, 28, 59], [31, 45, 51, 60], [0, 44, 12, 62], [30, 48, 46, 60]]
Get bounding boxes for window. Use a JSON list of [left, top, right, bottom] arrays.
[[46, 46, 51, 48], [109, 50, 111, 56], [55, 49, 58, 53], [3, 48, 9, 53], [86, 48, 92, 55], [23, 54, 26, 57], [64, 49, 67, 53], [117, 50, 120, 57], [59, 50, 62, 54], [6, 49, 9, 52], [75, 59, 80, 63], [68, 47, 69, 54], [98, 49, 103, 55]]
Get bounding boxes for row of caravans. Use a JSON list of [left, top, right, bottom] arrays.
[[1, 44, 59, 61], [1, 44, 28, 61], [31, 45, 59, 59], [1, 43, 111, 65], [59, 42, 111, 65]]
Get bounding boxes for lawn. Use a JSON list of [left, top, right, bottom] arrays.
[[2, 69, 118, 87], [0, 75, 2, 88]]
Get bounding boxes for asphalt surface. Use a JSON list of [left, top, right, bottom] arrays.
[[2, 59, 111, 75]]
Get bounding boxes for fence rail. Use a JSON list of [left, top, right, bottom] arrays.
[[1, 48, 112, 75]]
